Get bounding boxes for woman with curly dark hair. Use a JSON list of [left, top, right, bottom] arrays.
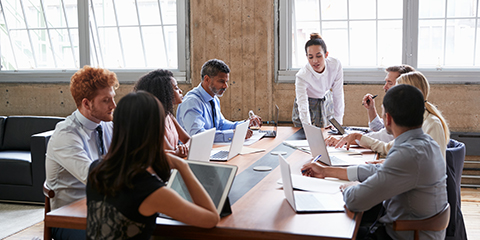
[[134, 69, 191, 158]]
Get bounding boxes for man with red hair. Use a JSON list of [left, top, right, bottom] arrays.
[[46, 66, 119, 239]]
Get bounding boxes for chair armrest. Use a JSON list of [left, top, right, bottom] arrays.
[[393, 204, 450, 232], [31, 130, 55, 188]]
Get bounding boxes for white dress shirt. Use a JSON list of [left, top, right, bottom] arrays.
[[295, 57, 345, 125], [45, 110, 113, 210]]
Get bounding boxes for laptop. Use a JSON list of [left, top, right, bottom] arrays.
[[187, 128, 216, 162], [210, 120, 249, 161], [166, 161, 238, 217], [328, 117, 369, 135], [278, 155, 344, 213], [302, 123, 365, 166], [259, 105, 279, 138]]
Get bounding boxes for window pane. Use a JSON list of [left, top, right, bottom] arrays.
[[349, 0, 375, 20], [159, 0, 177, 25], [445, 19, 475, 66], [321, 0, 347, 20], [3, 0, 27, 29], [44, 0, 68, 28], [137, 0, 161, 25], [119, 27, 144, 68], [322, 21, 348, 65], [418, 20, 444, 67], [378, 0, 402, 19], [0, 0, 78, 70], [10, 30, 33, 69], [447, 0, 477, 18], [91, 0, 117, 27], [294, 0, 320, 22], [89, 0, 177, 69], [96, 27, 123, 68], [113, 1, 138, 26], [292, 22, 321, 68], [377, 20, 402, 67], [349, 21, 376, 66], [24, 0, 45, 29], [419, 0, 445, 18], [50, 29, 78, 68]]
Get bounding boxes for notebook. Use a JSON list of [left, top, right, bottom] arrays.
[[302, 123, 366, 166], [187, 128, 216, 162], [166, 160, 238, 217], [278, 155, 344, 213], [210, 120, 249, 161], [328, 117, 369, 135], [259, 105, 279, 138]]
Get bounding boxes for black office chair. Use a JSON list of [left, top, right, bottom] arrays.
[[445, 139, 467, 240], [393, 203, 450, 240]]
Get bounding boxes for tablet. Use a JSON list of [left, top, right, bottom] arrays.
[[166, 161, 238, 215]]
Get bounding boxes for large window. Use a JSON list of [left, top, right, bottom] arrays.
[[278, 0, 480, 83], [0, 0, 186, 81]]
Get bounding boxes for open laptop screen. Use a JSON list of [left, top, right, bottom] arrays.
[[167, 161, 237, 214]]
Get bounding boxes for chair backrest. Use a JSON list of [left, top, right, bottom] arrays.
[[445, 139, 467, 239], [43, 181, 55, 240], [393, 203, 450, 240]]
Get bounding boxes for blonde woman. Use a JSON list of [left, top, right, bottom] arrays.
[[327, 71, 449, 160]]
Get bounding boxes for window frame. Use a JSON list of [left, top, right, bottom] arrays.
[[277, 0, 480, 84], [0, 0, 189, 83]]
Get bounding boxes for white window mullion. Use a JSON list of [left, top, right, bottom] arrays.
[[78, 0, 89, 67], [403, 0, 418, 68]]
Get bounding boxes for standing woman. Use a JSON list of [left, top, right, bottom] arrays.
[[86, 91, 219, 239], [292, 33, 345, 128], [134, 69, 190, 158]]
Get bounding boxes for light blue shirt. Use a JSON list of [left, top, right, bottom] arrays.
[[344, 128, 447, 240], [46, 110, 113, 210], [176, 83, 241, 142]]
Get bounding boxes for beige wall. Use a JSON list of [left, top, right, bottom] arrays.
[[1, 0, 479, 132]]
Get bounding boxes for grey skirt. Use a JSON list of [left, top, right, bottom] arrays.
[[292, 97, 325, 128]]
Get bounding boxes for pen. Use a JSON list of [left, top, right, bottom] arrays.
[[362, 94, 378, 106], [301, 155, 321, 174]]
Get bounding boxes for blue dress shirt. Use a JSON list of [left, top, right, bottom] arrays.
[[176, 83, 241, 142]]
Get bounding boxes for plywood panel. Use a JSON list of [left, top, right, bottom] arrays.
[[254, 0, 274, 120], [228, 0, 244, 121]]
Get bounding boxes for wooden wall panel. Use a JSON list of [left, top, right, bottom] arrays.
[[190, 0, 275, 121]]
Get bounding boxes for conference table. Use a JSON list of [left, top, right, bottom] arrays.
[[45, 126, 376, 239]]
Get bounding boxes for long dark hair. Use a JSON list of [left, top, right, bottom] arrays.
[[88, 91, 170, 196], [134, 69, 174, 115]]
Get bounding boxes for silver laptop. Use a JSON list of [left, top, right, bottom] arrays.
[[278, 155, 344, 213], [187, 128, 216, 162], [302, 123, 364, 166], [210, 120, 249, 161], [259, 105, 279, 138]]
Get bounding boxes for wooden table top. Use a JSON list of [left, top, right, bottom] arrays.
[[46, 126, 370, 239]]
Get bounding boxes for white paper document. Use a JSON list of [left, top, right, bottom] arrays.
[[277, 174, 349, 194]]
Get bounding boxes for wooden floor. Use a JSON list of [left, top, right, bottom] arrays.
[[5, 187, 480, 240]]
